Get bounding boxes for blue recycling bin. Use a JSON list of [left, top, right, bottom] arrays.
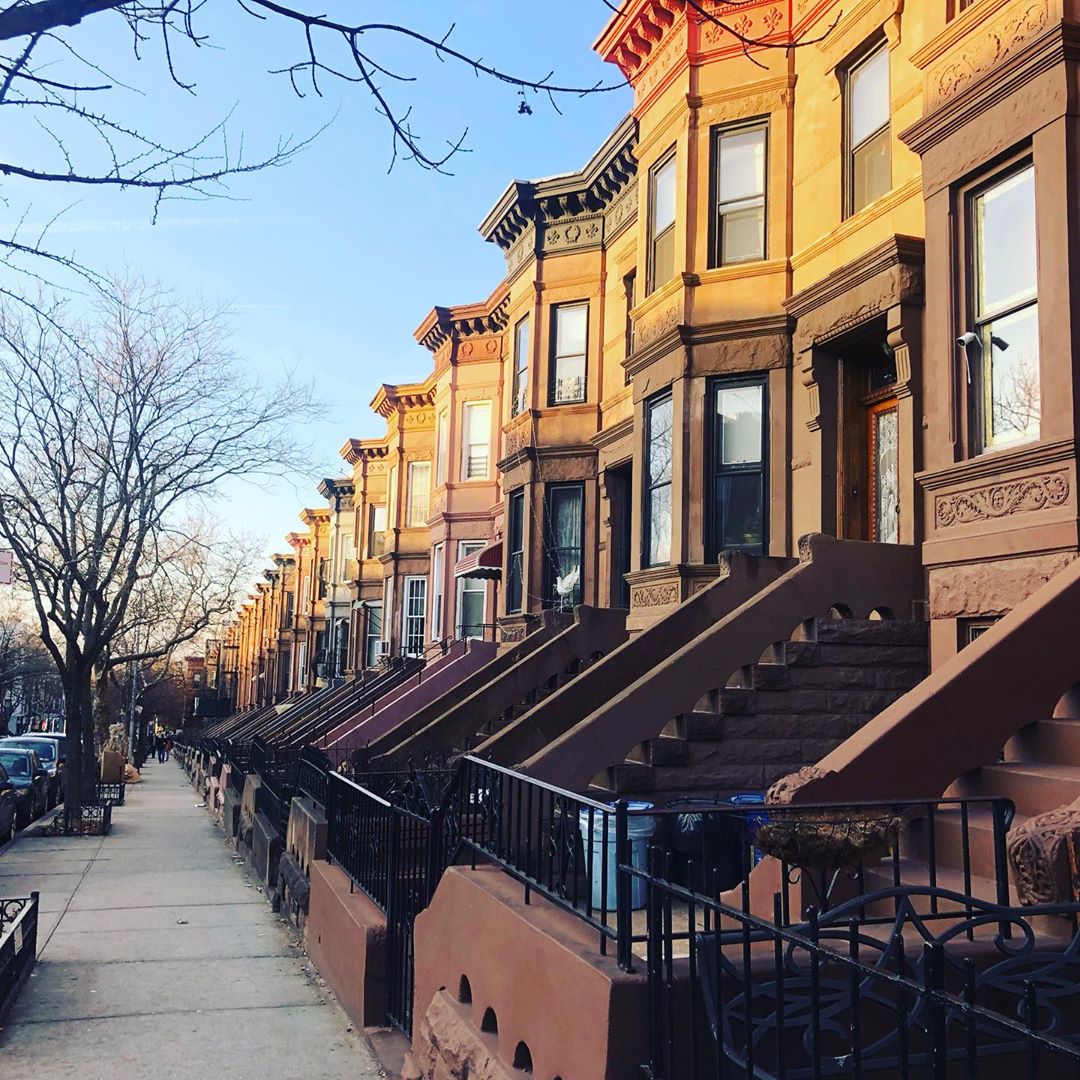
[[579, 801, 655, 911], [730, 792, 768, 866]]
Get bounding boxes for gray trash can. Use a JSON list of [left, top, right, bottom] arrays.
[[579, 801, 655, 911]]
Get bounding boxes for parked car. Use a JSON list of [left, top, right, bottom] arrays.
[[0, 762, 20, 844], [0, 737, 63, 808], [0, 749, 49, 826]]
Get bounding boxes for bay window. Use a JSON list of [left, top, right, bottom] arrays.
[[644, 391, 673, 566], [543, 482, 583, 609], [512, 316, 530, 417], [709, 377, 766, 558], [549, 303, 588, 405], [402, 576, 427, 656], [648, 149, 676, 293], [462, 401, 492, 479], [970, 164, 1040, 449], [712, 122, 767, 266], [845, 43, 891, 215]]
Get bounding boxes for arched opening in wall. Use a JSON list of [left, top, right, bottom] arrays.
[[1054, 683, 1080, 718], [827, 604, 853, 620], [481, 1007, 498, 1035], [512, 1041, 533, 1072], [458, 975, 472, 1004], [869, 606, 893, 621]]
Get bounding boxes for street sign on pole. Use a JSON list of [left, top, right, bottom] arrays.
[[0, 550, 12, 585]]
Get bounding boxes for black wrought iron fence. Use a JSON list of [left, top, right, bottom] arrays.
[[0, 894, 39, 1020], [296, 746, 330, 806], [255, 771, 293, 844], [635, 858, 1080, 1080], [95, 781, 125, 806]]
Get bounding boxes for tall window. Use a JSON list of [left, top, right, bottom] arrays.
[[507, 490, 525, 614], [296, 641, 308, 687], [971, 164, 1039, 449], [512, 316, 530, 417], [317, 557, 329, 600], [406, 460, 431, 527], [436, 410, 449, 485], [543, 483, 583, 609], [402, 576, 427, 656], [709, 378, 766, 558], [382, 576, 393, 643], [624, 271, 636, 385], [845, 43, 891, 215], [431, 543, 444, 640], [462, 402, 492, 479], [712, 122, 766, 265], [550, 303, 588, 405], [387, 464, 399, 527], [364, 604, 383, 668], [648, 150, 676, 293], [282, 590, 294, 628], [368, 503, 388, 557], [456, 542, 487, 639], [644, 392, 673, 566]]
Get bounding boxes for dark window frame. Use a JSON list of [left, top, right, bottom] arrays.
[[842, 38, 891, 219], [647, 147, 677, 294], [511, 315, 530, 418], [507, 489, 525, 614], [542, 481, 585, 609], [623, 270, 636, 385], [643, 390, 674, 568], [706, 374, 769, 560], [548, 301, 589, 406], [961, 155, 1040, 454], [708, 118, 769, 268]]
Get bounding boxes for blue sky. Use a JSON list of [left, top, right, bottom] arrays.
[[5, 2, 631, 573]]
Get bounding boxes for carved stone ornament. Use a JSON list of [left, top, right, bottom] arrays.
[[766, 765, 828, 805], [630, 582, 680, 608], [935, 473, 1070, 528], [500, 625, 525, 642], [929, 0, 1049, 108], [635, 302, 682, 348], [1007, 800, 1080, 905]]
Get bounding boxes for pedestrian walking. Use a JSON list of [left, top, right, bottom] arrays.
[[164, 737, 172, 762], [156, 734, 167, 764]]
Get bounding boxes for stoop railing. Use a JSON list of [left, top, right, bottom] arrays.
[[0, 894, 39, 1021]]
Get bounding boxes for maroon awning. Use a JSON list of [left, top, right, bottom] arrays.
[[454, 540, 502, 580]]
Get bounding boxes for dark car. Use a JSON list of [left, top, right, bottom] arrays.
[[0, 748, 49, 826], [0, 737, 63, 807], [0, 762, 20, 843]]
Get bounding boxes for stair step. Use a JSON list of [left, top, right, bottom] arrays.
[[627, 736, 689, 767], [901, 805, 1026, 883], [954, 762, 1080, 818], [727, 664, 790, 691], [861, 858, 1015, 908], [810, 619, 929, 646], [664, 712, 723, 739], [592, 762, 655, 795], [1006, 719, 1080, 767]]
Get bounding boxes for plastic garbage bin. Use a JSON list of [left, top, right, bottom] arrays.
[[662, 797, 744, 893], [730, 792, 768, 867], [579, 801, 655, 911]]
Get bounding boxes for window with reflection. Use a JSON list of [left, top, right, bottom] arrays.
[[549, 303, 588, 405], [971, 164, 1039, 449], [846, 43, 891, 215], [648, 150, 676, 293], [507, 489, 525, 614], [543, 482, 583, 609], [644, 392, 673, 566], [511, 316, 529, 417], [709, 378, 766, 557], [712, 122, 767, 265]]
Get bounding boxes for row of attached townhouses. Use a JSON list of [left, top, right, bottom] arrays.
[[189, 1, 1080, 1078]]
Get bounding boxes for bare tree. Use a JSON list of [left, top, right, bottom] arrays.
[[0, 277, 312, 822]]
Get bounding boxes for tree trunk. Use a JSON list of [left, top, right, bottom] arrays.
[[62, 681, 84, 821]]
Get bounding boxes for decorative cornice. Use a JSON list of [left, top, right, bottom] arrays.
[[414, 286, 511, 353], [370, 377, 437, 419], [478, 114, 638, 255], [339, 438, 389, 466], [317, 476, 355, 500], [786, 235, 925, 321]]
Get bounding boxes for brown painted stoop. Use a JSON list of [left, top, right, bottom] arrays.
[[593, 615, 928, 798], [750, 552, 1080, 917], [369, 605, 629, 767], [520, 534, 923, 795]]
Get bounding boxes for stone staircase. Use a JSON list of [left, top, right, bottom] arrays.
[[592, 616, 929, 799], [456, 653, 605, 754]]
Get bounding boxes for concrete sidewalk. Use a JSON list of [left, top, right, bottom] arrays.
[[0, 761, 384, 1080]]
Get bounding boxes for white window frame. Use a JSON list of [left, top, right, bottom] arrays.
[[382, 576, 393, 642], [402, 575, 427, 657], [461, 402, 492, 480], [455, 541, 487, 640], [406, 460, 431, 528], [436, 409, 449, 486], [431, 543, 444, 640]]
